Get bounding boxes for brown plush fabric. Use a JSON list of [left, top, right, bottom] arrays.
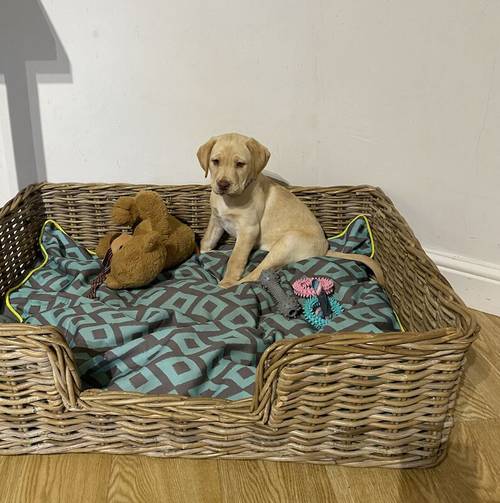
[[96, 191, 196, 289]]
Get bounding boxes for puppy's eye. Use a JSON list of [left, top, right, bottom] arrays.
[[211, 159, 219, 166], [235, 161, 246, 168]]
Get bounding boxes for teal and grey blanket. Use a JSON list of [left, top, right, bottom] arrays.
[[7, 216, 401, 400]]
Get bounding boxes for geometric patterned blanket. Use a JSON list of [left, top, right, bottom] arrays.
[[6, 215, 401, 400]]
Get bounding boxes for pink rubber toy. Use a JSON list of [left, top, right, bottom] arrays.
[[292, 276, 334, 298]]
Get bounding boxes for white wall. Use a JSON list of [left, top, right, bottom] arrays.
[[0, 82, 18, 206], [1, 0, 500, 313]]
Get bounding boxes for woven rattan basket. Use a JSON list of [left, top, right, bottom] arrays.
[[0, 183, 478, 467]]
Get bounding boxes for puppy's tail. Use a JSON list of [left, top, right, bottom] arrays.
[[326, 250, 385, 286]]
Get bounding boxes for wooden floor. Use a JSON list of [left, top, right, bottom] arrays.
[[1, 311, 498, 503]]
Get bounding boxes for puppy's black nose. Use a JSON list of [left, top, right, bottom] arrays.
[[217, 179, 231, 192]]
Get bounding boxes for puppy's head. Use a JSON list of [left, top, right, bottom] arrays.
[[197, 133, 270, 196]]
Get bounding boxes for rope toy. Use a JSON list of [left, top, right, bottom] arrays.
[[259, 270, 301, 319], [88, 248, 113, 299], [292, 276, 344, 331]]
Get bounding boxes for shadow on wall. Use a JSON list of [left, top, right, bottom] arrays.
[[0, 0, 71, 189]]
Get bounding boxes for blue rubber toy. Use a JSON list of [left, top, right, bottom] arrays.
[[303, 296, 344, 331]]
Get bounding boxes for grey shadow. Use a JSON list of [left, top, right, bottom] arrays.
[[0, 0, 71, 189]]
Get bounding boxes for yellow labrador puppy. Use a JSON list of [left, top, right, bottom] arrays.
[[197, 132, 383, 288]]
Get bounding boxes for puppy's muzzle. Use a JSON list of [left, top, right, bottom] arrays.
[[216, 178, 231, 194]]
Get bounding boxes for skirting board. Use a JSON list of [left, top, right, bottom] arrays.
[[426, 249, 500, 316]]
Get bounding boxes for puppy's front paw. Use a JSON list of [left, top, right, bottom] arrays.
[[218, 278, 238, 289], [200, 238, 214, 254]]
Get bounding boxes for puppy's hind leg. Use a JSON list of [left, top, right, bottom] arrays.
[[238, 231, 326, 284]]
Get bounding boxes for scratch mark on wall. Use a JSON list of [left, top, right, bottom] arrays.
[[475, 48, 498, 174], [350, 134, 376, 145]]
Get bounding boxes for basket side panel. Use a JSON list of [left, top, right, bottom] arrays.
[[38, 183, 378, 250], [289, 186, 375, 236], [0, 325, 81, 453], [39, 184, 212, 250], [0, 185, 46, 300], [368, 190, 476, 339], [259, 348, 464, 467]]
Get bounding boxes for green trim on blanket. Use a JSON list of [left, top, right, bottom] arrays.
[[5, 219, 95, 322], [394, 312, 405, 332], [328, 214, 375, 259], [328, 215, 404, 330]]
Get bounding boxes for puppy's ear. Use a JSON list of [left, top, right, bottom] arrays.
[[246, 138, 270, 175], [196, 137, 217, 178]]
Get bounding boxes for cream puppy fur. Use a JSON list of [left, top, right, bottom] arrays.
[[197, 132, 383, 288]]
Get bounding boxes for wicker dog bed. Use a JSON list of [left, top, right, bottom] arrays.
[[0, 183, 478, 467]]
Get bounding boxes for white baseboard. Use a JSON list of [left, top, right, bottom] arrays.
[[426, 249, 500, 316]]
